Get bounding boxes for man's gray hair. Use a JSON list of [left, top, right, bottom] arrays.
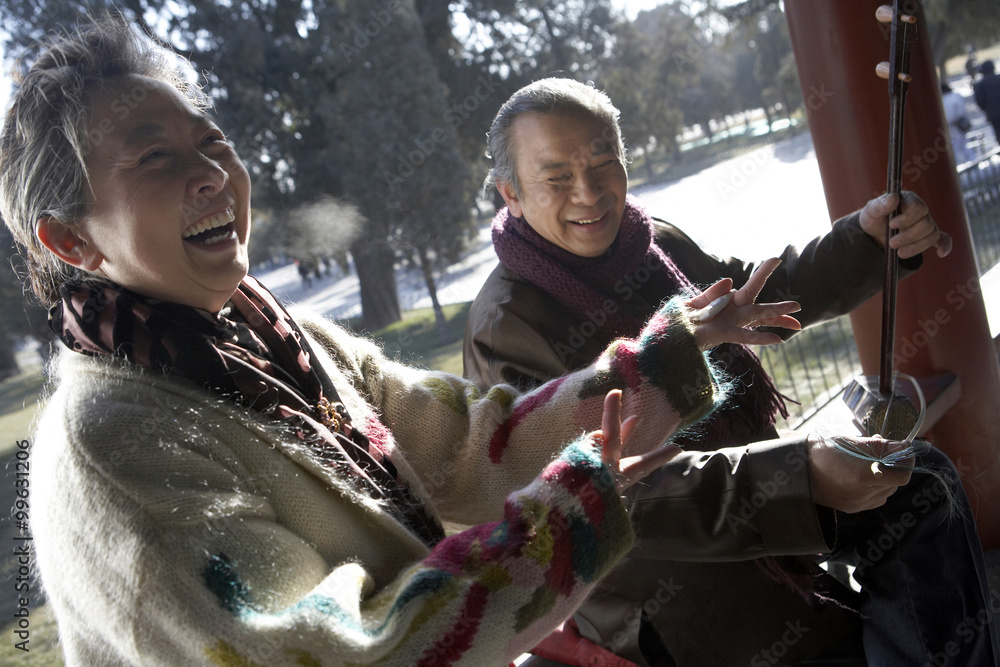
[[484, 77, 627, 198], [0, 15, 208, 306]]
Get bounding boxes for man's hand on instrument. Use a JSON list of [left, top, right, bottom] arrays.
[[806, 434, 914, 513], [859, 191, 953, 259]]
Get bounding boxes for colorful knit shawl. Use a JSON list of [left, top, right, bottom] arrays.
[[492, 196, 788, 449], [50, 276, 445, 547]]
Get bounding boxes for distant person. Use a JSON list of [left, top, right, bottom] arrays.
[[296, 256, 315, 287], [463, 76, 998, 667], [974, 60, 1000, 143], [942, 82, 975, 164], [966, 47, 979, 80]]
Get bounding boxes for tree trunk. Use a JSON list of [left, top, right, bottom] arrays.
[[351, 241, 401, 331], [644, 147, 655, 181], [0, 338, 20, 379], [417, 248, 450, 346]]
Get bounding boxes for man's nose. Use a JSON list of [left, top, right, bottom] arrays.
[[571, 171, 603, 205]]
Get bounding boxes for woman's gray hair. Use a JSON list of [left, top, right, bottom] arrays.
[[0, 15, 208, 307], [483, 77, 627, 198]]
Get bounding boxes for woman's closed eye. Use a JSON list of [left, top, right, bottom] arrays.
[[139, 149, 168, 164], [202, 131, 227, 145], [203, 132, 238, 156]]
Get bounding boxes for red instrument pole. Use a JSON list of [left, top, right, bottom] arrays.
[[785, 0, 1000, 546]]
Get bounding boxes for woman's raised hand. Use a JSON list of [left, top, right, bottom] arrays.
[[595, 390, 680, 491], [685, 257, 801, 351]]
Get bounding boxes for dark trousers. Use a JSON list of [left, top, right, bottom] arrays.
[[826, 444, 1000, 667]]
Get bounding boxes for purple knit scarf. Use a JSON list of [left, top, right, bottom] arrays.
[[492, 196, 788, 449]]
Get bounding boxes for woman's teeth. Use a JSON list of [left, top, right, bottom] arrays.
[[183, 208, 236, 244], [183, 208, 235, 239]]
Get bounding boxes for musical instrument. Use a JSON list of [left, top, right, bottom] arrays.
[[842, 1, 924, 442]]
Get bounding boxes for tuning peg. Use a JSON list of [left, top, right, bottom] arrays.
[[876, 4, 917, 24], [875, 61, 913, 82]]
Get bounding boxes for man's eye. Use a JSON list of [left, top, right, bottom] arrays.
[[550, 174, 571, 182], [140, 151, 166, 164]]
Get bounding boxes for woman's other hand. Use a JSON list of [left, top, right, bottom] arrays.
[[686, 257, 801, 351], [595, 390, 680, 491]]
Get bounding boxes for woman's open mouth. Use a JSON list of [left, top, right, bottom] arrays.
[[183, 207, 237, 245]]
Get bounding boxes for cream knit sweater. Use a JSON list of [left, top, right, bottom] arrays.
[[30, 302, 715, 666]]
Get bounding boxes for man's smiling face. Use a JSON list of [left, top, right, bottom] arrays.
[[497, 109, 628, 258]]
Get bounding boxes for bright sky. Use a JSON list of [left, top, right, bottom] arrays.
[[617, 0, 670, 20]]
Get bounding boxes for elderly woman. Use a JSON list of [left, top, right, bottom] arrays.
[[0, 18, 801, 666]]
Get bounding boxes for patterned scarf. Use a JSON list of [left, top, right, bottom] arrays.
[[50, 275, 445, 547], [492, 196, 788, 449]]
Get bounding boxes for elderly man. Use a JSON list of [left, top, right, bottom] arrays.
[[463, 77, 998, 667]]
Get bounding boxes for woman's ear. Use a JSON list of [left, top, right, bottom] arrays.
[[35, 217, 103, 271], [496, 181, 523, 218]]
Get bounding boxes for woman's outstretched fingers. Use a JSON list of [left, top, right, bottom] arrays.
[[734, 257, 782, 307], [599, 389, 623, 467], [596, 389, 655, 490], [687, 277, 734, 310]]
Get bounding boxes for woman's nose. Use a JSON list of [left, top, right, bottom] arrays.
[[187, 154, 229, 200]]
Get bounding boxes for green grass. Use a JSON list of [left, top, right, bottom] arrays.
[[0, 604, 64, 666], [347, 301, 471, 375], [0, 368, 45, 458], [0, 363, 59, 663], [629, 116, 810, 191]]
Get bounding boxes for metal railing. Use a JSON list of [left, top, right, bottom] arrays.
[[760, 148, 1000, 431], [759, 315, 862, 430], [960, 147, 1000, 274]]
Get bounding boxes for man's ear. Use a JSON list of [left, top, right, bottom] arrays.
[[495, 181, 523, 218], [35, 217, 103, 271]]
